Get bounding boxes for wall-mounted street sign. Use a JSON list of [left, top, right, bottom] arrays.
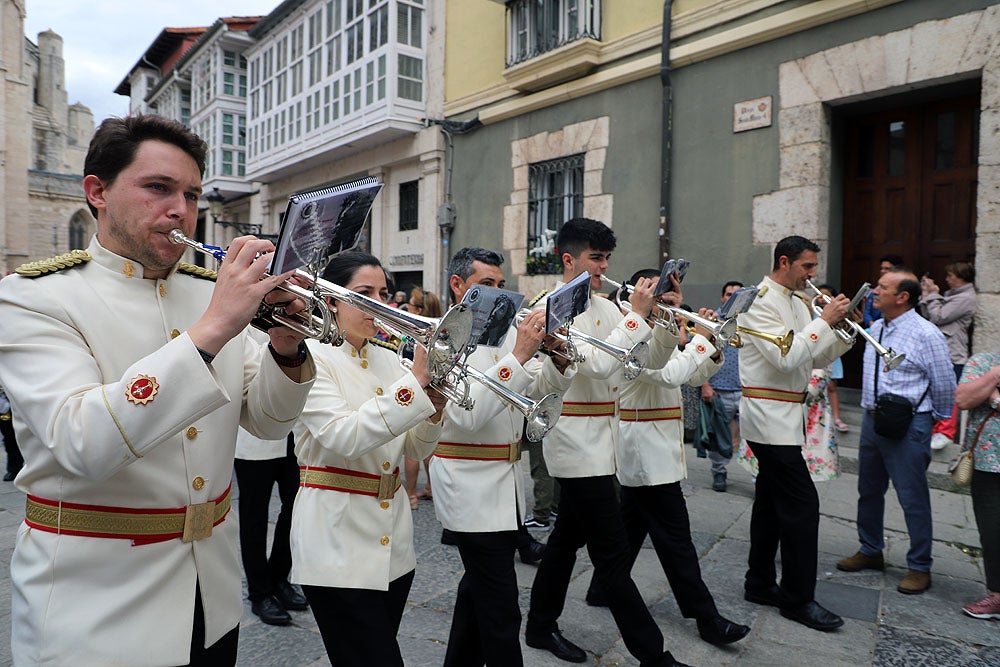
[[733, 96, 772, 133]]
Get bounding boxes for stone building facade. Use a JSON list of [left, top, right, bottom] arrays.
[[0, 1, 94, 273]]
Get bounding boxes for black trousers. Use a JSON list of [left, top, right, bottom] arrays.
[[745, 442, 820, 607], [0, 417, 22, 474], [233, 435, 298, 602], [971, 469, 1000, 592], [445, 530, 523, 667], [303, 570, 415, 667], [615, 482, 718, 620], [527, 475, 674, 667], [182, 584, 238, 667]]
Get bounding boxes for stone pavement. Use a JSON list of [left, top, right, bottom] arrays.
[[0, 389, 997, 666]]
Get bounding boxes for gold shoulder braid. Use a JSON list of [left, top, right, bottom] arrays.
[[757, 285, 769, 297], [368, 336, 400, 352], [15, 250, 91, 277], [527, 289, 549, 307], [177, 262, 218, 281]]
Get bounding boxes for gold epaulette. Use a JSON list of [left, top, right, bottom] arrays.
[[368, 336, 399, 352], [14, 250, 91, 277], [527, 289, 548, 307], [177, 262, 218, 281], [758, 285, 769, 297]]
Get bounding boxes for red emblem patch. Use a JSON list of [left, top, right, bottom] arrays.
[[498, 366, 513, 381], [125, 375, 159, 405], [809, 332, 819, 342], [395, 387, 414, 406], [624, 318, 639, 331], [696, 344, 707, 354]]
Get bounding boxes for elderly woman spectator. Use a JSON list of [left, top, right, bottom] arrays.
[[921, 261, 977, 449], [954, 352, 1000, 620]]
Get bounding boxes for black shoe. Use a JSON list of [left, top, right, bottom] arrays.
[[744, 584, 782, 607], [697, 614, 751, 645], [251, 595, 291, 626], [779, 600, 844, 631], [712, 472, 727, 492], [274, 580, 309, 611], [2, 471, 16, 482], [441, 528, 458, 546], [585, 587, 608, 608], [525, 630, 587, 663], [518, 538, 546, 565]]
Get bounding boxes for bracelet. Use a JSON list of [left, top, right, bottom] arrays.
[[196, 347, 216, 365], [269, 341, 308, 368]]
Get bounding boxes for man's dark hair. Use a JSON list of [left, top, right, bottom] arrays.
[[722, 280, 744, 296], [889, 267, 920, 308], [84, 114, 208, 218], [557, 217, 616, 259], [816, 283, 838, 296], [449, 247, 503, 281], [772, 236, 820, 271], [879, 254, 904, 267], [448, 247, 504, 302], [945, 261, 975, 284]]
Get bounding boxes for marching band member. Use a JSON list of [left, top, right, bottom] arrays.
[[0, 115, 315, 667], [290, 252, 447, 667], [430, 247, 559, 667], [739, 235, 852, 632], [525, 218, 690, 666], [587, 269, 751, 646]]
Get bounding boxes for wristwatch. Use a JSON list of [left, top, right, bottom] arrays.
[[990, 395, 1000, 411]]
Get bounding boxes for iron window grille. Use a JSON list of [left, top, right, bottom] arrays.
[[399, 180, 419, 231], [506, 0, 601, 68], [527, 154, 584, 274]]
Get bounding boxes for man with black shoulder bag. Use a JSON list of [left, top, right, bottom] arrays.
[[837, 268, 955, 595]]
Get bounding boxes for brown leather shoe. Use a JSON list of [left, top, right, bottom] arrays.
[[836, 551, 885, 572], [897, 569, 931, 595]]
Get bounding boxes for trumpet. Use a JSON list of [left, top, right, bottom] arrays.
[[729, 327, 794, 357], [170, 231, 474, 380], [804, 279, 905, 371], [399, 342, 563, 440], [515, 309, 649, 381], [600, 276, 738, 352]]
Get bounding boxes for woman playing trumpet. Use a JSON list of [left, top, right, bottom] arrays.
[[289, 252, 448, 667]]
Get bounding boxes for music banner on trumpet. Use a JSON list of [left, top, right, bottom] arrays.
[[271, 177, 383, 275], [460, 286, 524, 348], [545, 272, 591, 334]]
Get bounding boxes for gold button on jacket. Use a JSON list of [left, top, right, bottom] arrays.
[[192, 476, 205, 491], [185, 427, 198, 440]]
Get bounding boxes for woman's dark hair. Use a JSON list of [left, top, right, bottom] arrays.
[[321, 251, 385, 289], [84, 114, 208, 218], [945, 261, 975, 284]]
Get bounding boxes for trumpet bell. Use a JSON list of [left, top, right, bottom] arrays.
[[624, 342, 649, 381], [883, 351, 906, 371], [524, 393, 564, 442], [424, 304, 474, 380]]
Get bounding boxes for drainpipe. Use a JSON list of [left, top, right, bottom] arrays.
[[425, 116, 483, 303], [659, 0, 674, 263]]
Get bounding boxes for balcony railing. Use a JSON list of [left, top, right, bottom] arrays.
[[506, 0, 601, 68]]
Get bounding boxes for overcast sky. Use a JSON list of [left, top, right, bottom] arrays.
[[24, 0, 282, 123]]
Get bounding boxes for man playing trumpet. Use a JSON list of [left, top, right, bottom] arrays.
[[739, 235, 853, 632], [524, 217, 689, 666], [429, 247, 558, 667], [0, 114, 316, 666]]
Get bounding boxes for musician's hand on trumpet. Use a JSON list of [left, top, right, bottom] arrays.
[[627, 275, 658, 320], [816, 291, 852, 329], [409, 345, 449, 421], [513, 309, 548, 365], [188, 235, 309, 364]]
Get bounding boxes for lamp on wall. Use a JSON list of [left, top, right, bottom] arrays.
[[205, 187, 262, 235]]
